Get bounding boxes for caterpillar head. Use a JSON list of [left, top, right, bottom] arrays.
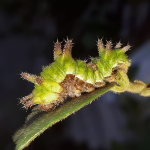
[[97, 39, 131, 73]]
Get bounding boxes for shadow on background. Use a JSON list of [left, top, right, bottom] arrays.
[[1, 0, 150, 150]]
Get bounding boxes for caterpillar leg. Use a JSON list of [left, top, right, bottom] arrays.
[[20, 94, 35, 109], [82, 83, 95, 93], [104, 72, 116, 83], [20, 94, 34, 104], [39, 99, 64, 111]]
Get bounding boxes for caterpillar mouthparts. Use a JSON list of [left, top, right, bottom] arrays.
[[20, 38, 131, 111]]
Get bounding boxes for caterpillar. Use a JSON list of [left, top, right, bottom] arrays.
[[20, 39, 131, 111]]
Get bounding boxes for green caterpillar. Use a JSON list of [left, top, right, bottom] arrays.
[[20, 39, 131, 111]]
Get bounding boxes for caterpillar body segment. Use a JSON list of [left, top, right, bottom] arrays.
[[75, 60, 88, 82], [41, 61, 66, 83], [20, 39, 131, 111]]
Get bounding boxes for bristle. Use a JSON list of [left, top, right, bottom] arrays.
[[21, 72, 35, 83], [63, 39, 73, 57], [21, 72, 43, 85], [20, 94, 33, 104], [97, 38, 105, 54], [23, 101, 34, 109], [122, 44, 131, 52], [115, 41, 122, 48], [54, 40, 62, 60], [106, 41, 112, 50], [87, 62, 98, 71]]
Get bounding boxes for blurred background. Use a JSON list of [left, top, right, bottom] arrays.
[[1, 0, 150, 149]]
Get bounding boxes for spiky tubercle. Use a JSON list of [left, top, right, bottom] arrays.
[[20, 39, 131, 111]]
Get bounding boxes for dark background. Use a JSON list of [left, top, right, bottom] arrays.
[[1, 0, 150, 150]]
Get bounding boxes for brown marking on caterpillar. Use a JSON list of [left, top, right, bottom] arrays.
[[73, 87, 81, 97], [87, 63, 98, 71], [94, 82, 106, 88], [60, 73, 112, 99], [60, 74, 77, 98], [60, 88, 68, 99], [82, 83, 95, 92], [104, 72, 116, 83], [74, 77, 85, 90], [35, 76, 43, 85], [60, 74, 96, 98]]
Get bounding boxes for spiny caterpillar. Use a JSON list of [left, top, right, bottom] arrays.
[[20, 39, 131, 111]]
